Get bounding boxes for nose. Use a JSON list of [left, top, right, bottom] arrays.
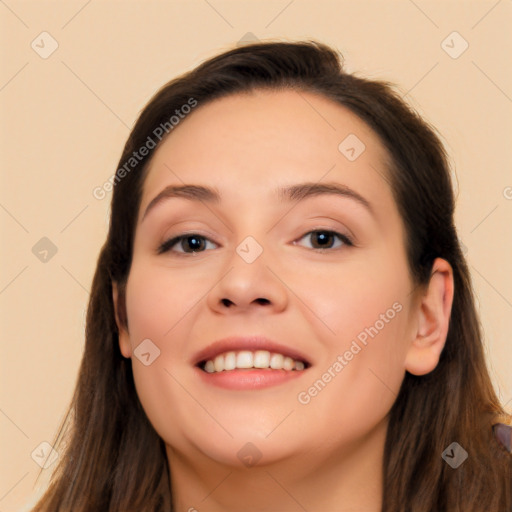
[[206, 243, 288, 315]]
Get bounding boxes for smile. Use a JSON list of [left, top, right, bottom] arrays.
[[200, 350, 307, 373]]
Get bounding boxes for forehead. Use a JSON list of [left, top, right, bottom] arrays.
[[140, 89, 393, 214]]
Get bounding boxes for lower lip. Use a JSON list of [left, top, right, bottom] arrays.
[[195, 367, 307, 390]]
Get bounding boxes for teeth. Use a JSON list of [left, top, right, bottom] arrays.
[[214, 354, 224, 372], [254, 350, 270, 368], [201, 350, 307, 373], [270, 353, 284, 369], [283, 357, 294, 370], [236, 351, 253, 368], [224, 351, 236, 370], [204, 360, 215, 373]]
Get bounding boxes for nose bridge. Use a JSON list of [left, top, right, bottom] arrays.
[[235, 234, 266, 266]]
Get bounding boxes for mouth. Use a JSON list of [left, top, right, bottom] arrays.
[[192, 336, 312, 390], [198, 349, 310, 373]]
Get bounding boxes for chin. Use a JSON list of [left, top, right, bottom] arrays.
[[187, 431, 305, 469]]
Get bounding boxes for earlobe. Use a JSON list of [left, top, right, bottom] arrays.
[[112, 281, 132, 358], [405, 258, 454, 376]]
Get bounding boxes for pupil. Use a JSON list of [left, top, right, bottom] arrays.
[[185, 236, 203, 252], [314, 232, 332, 248]]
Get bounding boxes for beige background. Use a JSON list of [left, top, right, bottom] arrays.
[[1, 1, 511, 510]]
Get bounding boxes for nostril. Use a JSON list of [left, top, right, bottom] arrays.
[[220, 298, 270, 307]]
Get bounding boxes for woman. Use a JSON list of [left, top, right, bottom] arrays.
[[32, 40, 511, 511]]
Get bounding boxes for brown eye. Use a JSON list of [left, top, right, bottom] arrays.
[[295, 230, 353, 250], [180, 235, 207, 252], [158, 234, 217, 255]]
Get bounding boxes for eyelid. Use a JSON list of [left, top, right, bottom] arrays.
[[301, 216, 357, 244]]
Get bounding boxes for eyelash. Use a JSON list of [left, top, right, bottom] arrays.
[[157, 229, 354, 256]]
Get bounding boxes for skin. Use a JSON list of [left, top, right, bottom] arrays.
[[113, 89, 454, 512]]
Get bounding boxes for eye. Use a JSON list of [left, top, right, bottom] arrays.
[[294, 229, 353, 250], [157, 233, 217, 255], [157, 229, 353, 256]]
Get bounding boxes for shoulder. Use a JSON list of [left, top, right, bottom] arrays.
[[493, 422, 512, 453]]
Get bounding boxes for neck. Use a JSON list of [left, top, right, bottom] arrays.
[[166, 417, 387, 512]]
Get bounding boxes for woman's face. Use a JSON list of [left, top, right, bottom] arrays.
[[114, 89, 423, 469]]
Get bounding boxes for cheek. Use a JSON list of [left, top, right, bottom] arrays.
[[295, 251, 410, 348], [122, 263, 198, 440], [124, 260, 206, 348], [292, 251, 411, 422], [295, 302, 409, 446]]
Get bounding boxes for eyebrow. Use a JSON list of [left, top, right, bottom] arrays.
[[141, 181, 373, 222]]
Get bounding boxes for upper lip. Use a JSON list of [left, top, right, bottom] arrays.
[[192, 336, 312, 367]]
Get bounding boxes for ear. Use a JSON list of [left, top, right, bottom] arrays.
[[112, 281, 132, 358], [405, 258, 454, 376]]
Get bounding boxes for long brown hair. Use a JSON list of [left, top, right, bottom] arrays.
[[32, 40, 511, 512]]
